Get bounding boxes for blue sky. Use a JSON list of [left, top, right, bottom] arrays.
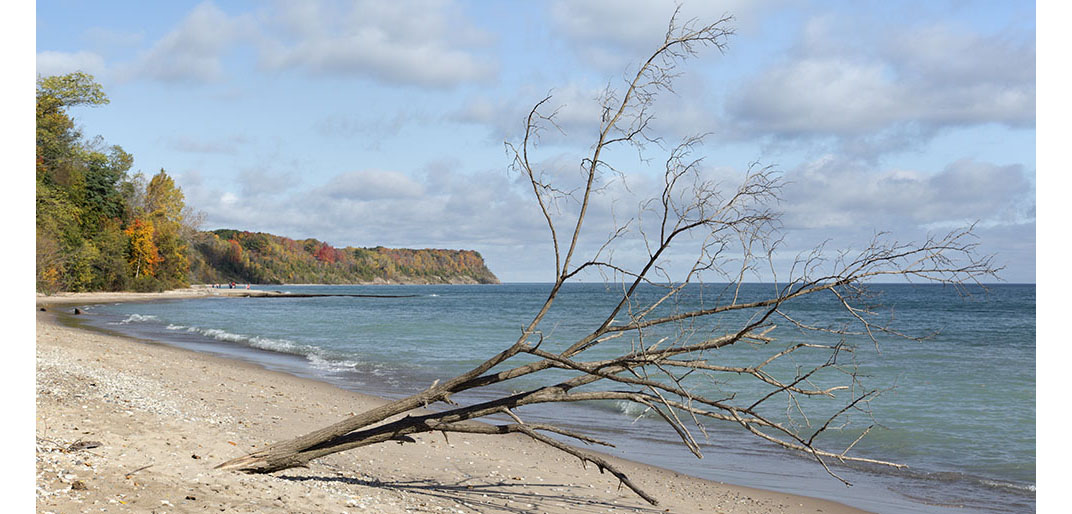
[[34, 0, 1036, 283]]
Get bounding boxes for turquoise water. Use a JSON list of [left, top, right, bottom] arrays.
[[74, 283, 1035, 513]]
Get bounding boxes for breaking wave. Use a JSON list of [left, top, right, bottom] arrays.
[[156, 319, 360, 374], [981, 479, 1035, 494], [113, 314, 160, 325]]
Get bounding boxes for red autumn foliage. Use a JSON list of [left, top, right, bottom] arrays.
[[314, 242, 338, 264]]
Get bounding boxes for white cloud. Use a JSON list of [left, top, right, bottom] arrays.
[[548, 0, 773, 69], [455, 81, 672, 145], [887, 23, 1035, 87], [36, 50, 106, 78], [726, 16, 1035, 142], [116, 1, 255, 83], [779, 155, 1034, 230], [316, 169, 426, 201], [258, 0, 495, 87], [550, 0, 682, 53], [730, 57, 900, 135]]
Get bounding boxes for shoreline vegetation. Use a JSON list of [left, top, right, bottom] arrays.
[[37, 72, 499, 295], [190, 230, 501, 286], [36, 290, 867, 513]]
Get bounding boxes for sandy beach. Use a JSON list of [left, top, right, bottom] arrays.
[[36, 290, 867, 513]]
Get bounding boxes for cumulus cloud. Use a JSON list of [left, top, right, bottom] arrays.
[[548, 0, 774, 69], [730, 58, 899, 136], [664, 154, 1036, 283], [887, 23, 1035, 87], [779, 155, 1034, 231], [452, 76, 723, 147], [315, 169, 426, 201], [257, 0, 495, 87], [725, 16, 1035, 144], [453, 83, 606, 142], [36, 50, 106, 78], [115, 1, 255, 83]]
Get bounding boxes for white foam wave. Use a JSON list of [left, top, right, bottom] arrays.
[[114, 314, 159, 325], [177, 325, 357, 374], [200, 328, 247, 343], [981, 479, 1035, 493], [615, 400, 653, 419], [307, 354, 361, 373], [247, 335, 305, 354], [183, 327, 298, 355], [117, 316, 368, 382]]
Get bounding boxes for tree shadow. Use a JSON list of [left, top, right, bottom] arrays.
[[275, 473, 666, 513]]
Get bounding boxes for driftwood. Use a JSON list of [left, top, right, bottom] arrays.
[[217, 10, 997, 505]]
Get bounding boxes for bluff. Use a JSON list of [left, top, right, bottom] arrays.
[[188, 229, 499, 285]]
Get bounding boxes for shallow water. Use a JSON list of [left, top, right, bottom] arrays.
[[75, 282, 1035, 513]]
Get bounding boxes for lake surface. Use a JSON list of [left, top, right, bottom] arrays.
[[73, 282, 1035, 513]]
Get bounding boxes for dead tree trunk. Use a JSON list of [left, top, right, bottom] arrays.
[[217, 10, 996, 505]]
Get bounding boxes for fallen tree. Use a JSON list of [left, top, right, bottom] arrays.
[[217, 10, 997, 505]]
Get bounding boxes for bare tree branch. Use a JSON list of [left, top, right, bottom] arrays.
[[217, 10, 996, 506]]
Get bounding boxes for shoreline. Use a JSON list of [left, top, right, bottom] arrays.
[[36, 291, 868, 513]]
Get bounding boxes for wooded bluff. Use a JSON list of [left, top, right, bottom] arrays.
[[189, 230, 499, 285]]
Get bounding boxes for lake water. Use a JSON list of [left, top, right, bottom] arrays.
[[71, 282, 1035, 513]]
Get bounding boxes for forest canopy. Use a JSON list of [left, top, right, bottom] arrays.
[[35, 73, 497, 292], [36, 72, 191, 293], [190, 230, 498, 285]]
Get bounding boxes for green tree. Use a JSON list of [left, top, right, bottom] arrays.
[[91, 218, 134, 291], [145, 169, 186, 225], [36, 72, 109, 186], [80, 144, 134, 229], [36, 72, 109, 107], [36, 72, 134, 293], [36, 169, 80, 292]]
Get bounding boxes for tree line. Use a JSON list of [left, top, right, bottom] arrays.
[[190, 230, 499, 285], [36, 73, 498, 292], [36, 72, 193, 293]]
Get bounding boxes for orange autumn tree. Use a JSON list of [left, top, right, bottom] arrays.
[[143, 169, 192, 286], [125, 218, 162, 278]]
